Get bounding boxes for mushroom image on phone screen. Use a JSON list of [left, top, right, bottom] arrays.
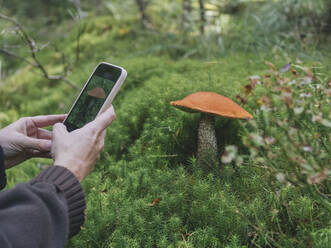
[[76, 87, 106, 124], [65, 75, 116, 131]]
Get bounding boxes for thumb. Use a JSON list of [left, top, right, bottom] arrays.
[[53, 123, 68, 136], [91, 105, 116, 133]]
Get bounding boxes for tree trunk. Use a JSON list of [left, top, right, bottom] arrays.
[[96, 0, 104, 15], [198, 0, 206, 35], [326, 5, 331, 33], [135, 0, 150, 26], [182, 0, 192, 30]]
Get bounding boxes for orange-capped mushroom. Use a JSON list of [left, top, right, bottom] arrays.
[[171, 92, 253, 167], [170, 92, 252, 119]]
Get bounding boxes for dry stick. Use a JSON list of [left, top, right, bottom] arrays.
[[0, 48, 37, 66], [0, 13, 48, 77], [181, 233, 189, 248], [148, 154, 178, 158], [0, 13, 79, 89]]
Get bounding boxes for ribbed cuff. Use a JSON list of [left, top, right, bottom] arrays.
[[0, 146, 6, 190], [30, 165, 86, 237]]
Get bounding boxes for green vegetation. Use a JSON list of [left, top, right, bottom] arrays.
[[1, 0, 330, 247]]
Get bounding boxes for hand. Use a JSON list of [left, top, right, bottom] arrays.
[[51, 106, 116, 182], [0, 114, 66, 169]]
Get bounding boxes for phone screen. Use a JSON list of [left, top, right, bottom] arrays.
[[64, 64, 121, 132]]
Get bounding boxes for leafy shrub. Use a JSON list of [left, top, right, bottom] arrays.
[[227, 0, 331, 52], [230, 59, 331, 246], [238, 60, 330, 206]]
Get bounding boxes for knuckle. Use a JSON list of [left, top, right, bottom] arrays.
[[98, 146, 104, 153], [99, 141, 105, 151], [111, 112, 116, 121], [53, 123, 62, 130], [90, 134, 99, 146], [87, 125, 98, 135], [19, 117, 28, 123], [94, 139, 104, 152]]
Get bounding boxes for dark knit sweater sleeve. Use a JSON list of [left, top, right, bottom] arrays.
[[0, 146, 6, 190], [0, 166, 86, 248], [30, 166, 86, 237]]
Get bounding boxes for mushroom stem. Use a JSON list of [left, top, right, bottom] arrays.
[[197, 113, 218, 167]]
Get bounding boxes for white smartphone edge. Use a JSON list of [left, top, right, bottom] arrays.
[[63, 62, 127, 125]]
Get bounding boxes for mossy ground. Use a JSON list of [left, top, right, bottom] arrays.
[[0, 16, 330, 247]]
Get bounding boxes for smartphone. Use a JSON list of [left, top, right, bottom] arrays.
[[63, 62, 127, 132]]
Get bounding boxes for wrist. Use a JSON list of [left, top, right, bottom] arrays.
[[54, 159, 86, 182]]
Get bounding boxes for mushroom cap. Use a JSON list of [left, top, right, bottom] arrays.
[[170, 92, 253, 119], [87, 87, 106, 99]]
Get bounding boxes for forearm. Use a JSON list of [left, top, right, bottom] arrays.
[[0, 166, 86, 248]]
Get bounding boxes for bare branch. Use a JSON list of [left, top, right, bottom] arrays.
[[48, 75, 78, 89], [0, 13, 79, 89], [0, 13, 37, 51], [0, 48, 37, 66]]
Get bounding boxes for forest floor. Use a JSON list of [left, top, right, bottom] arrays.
[[1, 16, 330, 248]]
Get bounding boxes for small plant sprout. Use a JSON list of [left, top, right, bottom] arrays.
[[171, 92, 253, 167]]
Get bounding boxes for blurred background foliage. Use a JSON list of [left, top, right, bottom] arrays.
[[0, 0, 330, 247], [1, 0, 331, 75]]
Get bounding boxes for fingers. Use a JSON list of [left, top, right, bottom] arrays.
[[30, 114, 67, 128], [21, 136, 52, 152], [29, 150, 52, 159], [89, 105, 116, 133], [96, 105, 116, 130], [37, 128, 52, 140]]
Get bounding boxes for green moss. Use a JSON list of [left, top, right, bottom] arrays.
[[1, 15, 330, 248]]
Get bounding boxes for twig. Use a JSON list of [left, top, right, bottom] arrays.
[[0, 13, 48, 77], [0, 48, 37, 66], [0, 13, 79, 89], [148, 154, 178, 158], [181, 233, 189, 248], [48, 75, 78, 89]]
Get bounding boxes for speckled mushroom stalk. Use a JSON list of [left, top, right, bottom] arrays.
[[197, 113, 218, 166], [171, 92, 253, 168]]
